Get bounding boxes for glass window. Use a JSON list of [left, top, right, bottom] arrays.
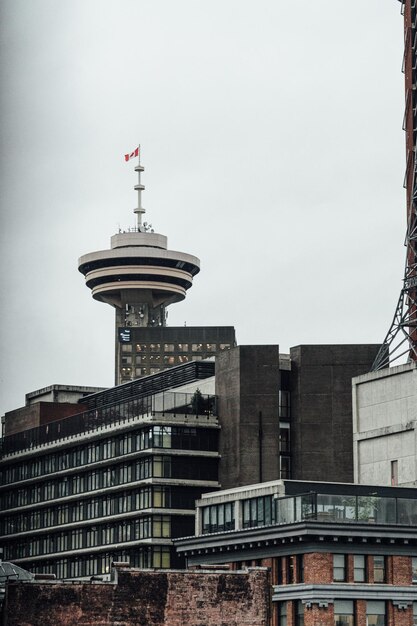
[[334, 554, 346, 582], [136, 344, 147, 352], [412, 557, 417, 584], [178, 355, 189, 363], [121, 356, 132, 365], [373, 556, 385, 583], [219, 343, 231, 350], [413, 603, 417, 626], [206, 343, 216, 352], [296, 601, 304, 626], [279, 390, 291, 418], [164, 344, 175, 352], [354, 555, 366, 582], [163, 356, 176, 365], [135, 367, 146, 376], [280, 426, 290, 453], [150, 367, 160, 374], [121, 344, 132, 353], [334, 601, 354, 626], [366, 601, 385, 626], [279, 602, 287, 626], [391, 460, 398, 486], [177, 343, 188, 352], [242, 496, 273, 528], [280, 456, 291, 479], [149, 343, 160, 352], [192, 343, 203, 352]]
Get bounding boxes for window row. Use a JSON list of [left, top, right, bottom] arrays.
[[23, 545, 176, 580], [334, 554, 393, 584], [122, 343, 231, 354], [278, 600, 389, 626], [0, 456, 218, 509], [4, 515, 191, 560], [1, 426, 218, 486], [202, 502, 235, 534], [0, 486, 203, 536], [201, 495, 275, 535]]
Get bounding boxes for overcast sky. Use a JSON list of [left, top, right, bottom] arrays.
[[0, 0, 407, 416]]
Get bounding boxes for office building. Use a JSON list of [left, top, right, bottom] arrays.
[[352, 362, 417, 487], [175, 479, 417, 626], [0, 362, 219, 578]]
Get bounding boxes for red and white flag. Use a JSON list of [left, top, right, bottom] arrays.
[[124, 147, 139, 162]]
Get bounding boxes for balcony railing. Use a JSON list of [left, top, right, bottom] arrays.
[[0, 391, 217, 456], [276, 492, 417, 527]]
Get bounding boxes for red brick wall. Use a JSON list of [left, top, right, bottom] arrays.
[[303, 553, 333, 584], [4, 567, 269, 626], [392, 556, 412, 586], [304, 603, 334, 626]]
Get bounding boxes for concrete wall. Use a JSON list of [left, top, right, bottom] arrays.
[[290, 344, 380, 483], [216, 345, 280, 489], [353, 363, 417, 487], [3, 567, 269, 626]]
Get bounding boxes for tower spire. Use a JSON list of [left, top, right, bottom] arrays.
[[133, 146, 145, 230]]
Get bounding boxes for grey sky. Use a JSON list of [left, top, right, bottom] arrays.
[[0, 0, 406, 416]]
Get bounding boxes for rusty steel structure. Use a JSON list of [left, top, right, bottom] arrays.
[[372, 0, 417, 370]]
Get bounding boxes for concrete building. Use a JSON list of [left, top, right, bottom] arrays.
[[175, 480, 417, 626], [352, 362, 417, 487], [216, 343, 380, 489], [78, 156, 236, 384]]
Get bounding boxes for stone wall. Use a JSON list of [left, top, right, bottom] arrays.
[[3, 566, 269, 626]]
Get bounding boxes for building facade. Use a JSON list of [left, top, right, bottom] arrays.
[[0, 362, 219, 578], [0, 342, 379, 580], [216, 343, 380, 489], [175, 480, 417, 626], [352, 362, 417, 487]]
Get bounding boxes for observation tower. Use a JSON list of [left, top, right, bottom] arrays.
[[78, 152, 201, 384]]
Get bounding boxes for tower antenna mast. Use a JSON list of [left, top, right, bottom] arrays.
[[372, 0, 417, 370]]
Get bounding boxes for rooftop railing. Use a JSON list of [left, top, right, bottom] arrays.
[[276, 492, 417, 527], [1, 391, 217, 457]]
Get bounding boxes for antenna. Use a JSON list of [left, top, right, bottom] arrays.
[[133, 145, 145, 230]]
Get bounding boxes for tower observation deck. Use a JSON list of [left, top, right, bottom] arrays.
[[78, 154, 205, 384]]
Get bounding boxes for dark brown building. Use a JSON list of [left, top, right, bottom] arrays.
[[216, 343, 380, 489]]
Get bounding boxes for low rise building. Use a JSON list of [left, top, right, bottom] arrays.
[[175, 480, 417, 626]]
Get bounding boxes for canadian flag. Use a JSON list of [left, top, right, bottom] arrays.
[[124, 147, 139, 162]]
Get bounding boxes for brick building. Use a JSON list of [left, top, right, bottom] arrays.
[[2, 563, 269, 626], [175, 480, 417, 626]]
